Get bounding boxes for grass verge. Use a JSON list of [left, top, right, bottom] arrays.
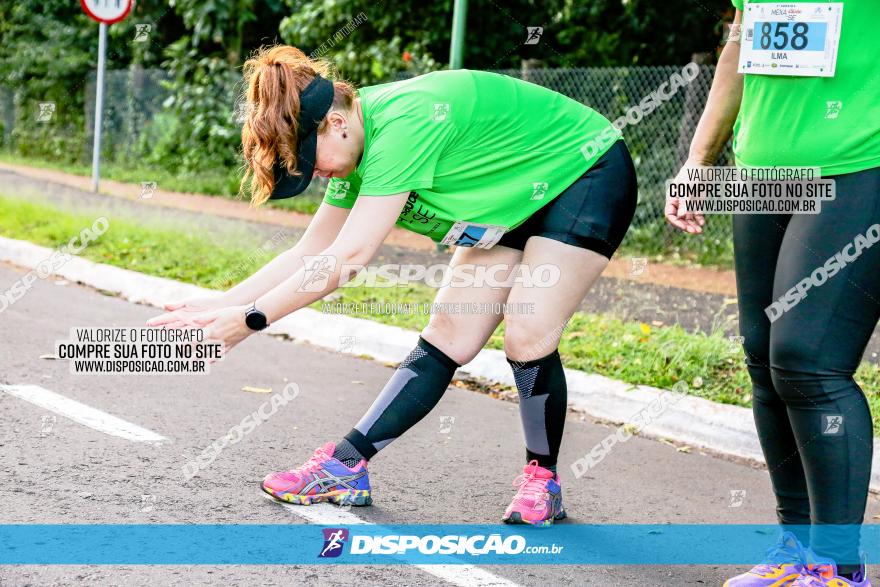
[[0, 151, 324, 215], [0, 194, 877, 434]]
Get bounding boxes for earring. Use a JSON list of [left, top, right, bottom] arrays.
[[342, 125, 348, 139]]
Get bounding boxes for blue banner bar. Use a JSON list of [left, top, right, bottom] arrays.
[[0, 524, 875, 565]]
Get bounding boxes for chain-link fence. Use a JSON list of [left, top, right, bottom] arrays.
[[0, 64, 734, 264], [490, 65, 734, 263]]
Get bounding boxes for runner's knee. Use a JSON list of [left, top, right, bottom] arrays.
[[503, 316, 558, 362], [421, 318, 483, 365], [768, 335, 855, 405]]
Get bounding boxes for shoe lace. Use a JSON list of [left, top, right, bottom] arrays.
[[798, 561, 838, 585], [794, 569, 826, 586], [753, 534, 807, 574], [296, 445, 333, 475], [512, 460, 549, 506]]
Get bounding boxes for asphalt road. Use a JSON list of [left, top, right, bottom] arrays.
[[0, 263, 878, 586]]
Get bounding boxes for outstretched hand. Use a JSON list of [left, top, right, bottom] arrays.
[[189, 305, 253, 357], [665, 160, 707, 234], [146, 295, 225, 329]]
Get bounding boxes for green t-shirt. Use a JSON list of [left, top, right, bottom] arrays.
[[731, 0, 880, 175], [323, 69, 620, 244]]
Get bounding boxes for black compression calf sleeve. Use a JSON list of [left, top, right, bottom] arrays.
[[333, 336, 460, 466], [507, 349, 567, 469]]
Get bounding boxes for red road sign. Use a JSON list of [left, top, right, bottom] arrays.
[[81, 0, 133, 25]]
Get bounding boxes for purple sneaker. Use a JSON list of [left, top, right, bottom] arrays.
[[792, 555, 871, 586], [723, 532, 808, 587]]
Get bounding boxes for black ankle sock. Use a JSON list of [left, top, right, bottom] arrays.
[[332, 438, 366, 468]]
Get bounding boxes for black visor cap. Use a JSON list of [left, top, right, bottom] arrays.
[[269, 73, 335, 199]]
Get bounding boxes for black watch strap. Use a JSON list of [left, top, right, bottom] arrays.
[[244, 304, 269, 331]]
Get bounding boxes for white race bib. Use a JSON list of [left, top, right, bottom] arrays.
[[439, 221, 507, 249], [738, 2, 843, 77]]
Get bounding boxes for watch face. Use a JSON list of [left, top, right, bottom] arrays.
[[245, 309, 268, 331]]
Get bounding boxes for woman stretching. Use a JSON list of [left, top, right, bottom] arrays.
[[149, 45, 637, 526]]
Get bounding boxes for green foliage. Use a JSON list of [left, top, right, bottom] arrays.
[[277, 0, 731, 86], [155, 41, 242, 172]]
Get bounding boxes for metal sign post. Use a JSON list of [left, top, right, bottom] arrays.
[[449, 0, 468, 69], [92, 22, 107, 193], [80, 0, 132, 193]]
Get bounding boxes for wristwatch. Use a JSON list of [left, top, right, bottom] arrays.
[[244, 303, 269, 331]]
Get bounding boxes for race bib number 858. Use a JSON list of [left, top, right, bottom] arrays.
[[440, 221, 507, 249], [738, 3, 843, 77]]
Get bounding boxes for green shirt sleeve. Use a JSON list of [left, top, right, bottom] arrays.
[[357, 114, 452, 196], [322, 174, 362, 209], [732, 0, 743, 10]]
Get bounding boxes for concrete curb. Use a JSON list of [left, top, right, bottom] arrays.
[[1, 235, 877, 491]]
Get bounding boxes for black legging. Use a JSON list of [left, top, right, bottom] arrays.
[[733, 165, 880, 572]]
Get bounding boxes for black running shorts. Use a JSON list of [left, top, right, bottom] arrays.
[[496, 140, 638, 258]]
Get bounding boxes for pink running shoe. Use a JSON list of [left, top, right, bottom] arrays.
[[261, 442, 372, 506], [502, 460, 566, 527]]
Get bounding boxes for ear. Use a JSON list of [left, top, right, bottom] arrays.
[[325, 110, 348, 132]]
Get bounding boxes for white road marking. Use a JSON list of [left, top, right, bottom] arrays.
[[267, 497, 520, 587], [0, 384, 167, 443]]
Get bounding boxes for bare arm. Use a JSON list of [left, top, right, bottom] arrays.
[[146, 200, 351, 326], [253, 192, 409, 323], [219, 201, 351, 305], [688, 9, 744, 165], [666, 9, 743, 233]]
